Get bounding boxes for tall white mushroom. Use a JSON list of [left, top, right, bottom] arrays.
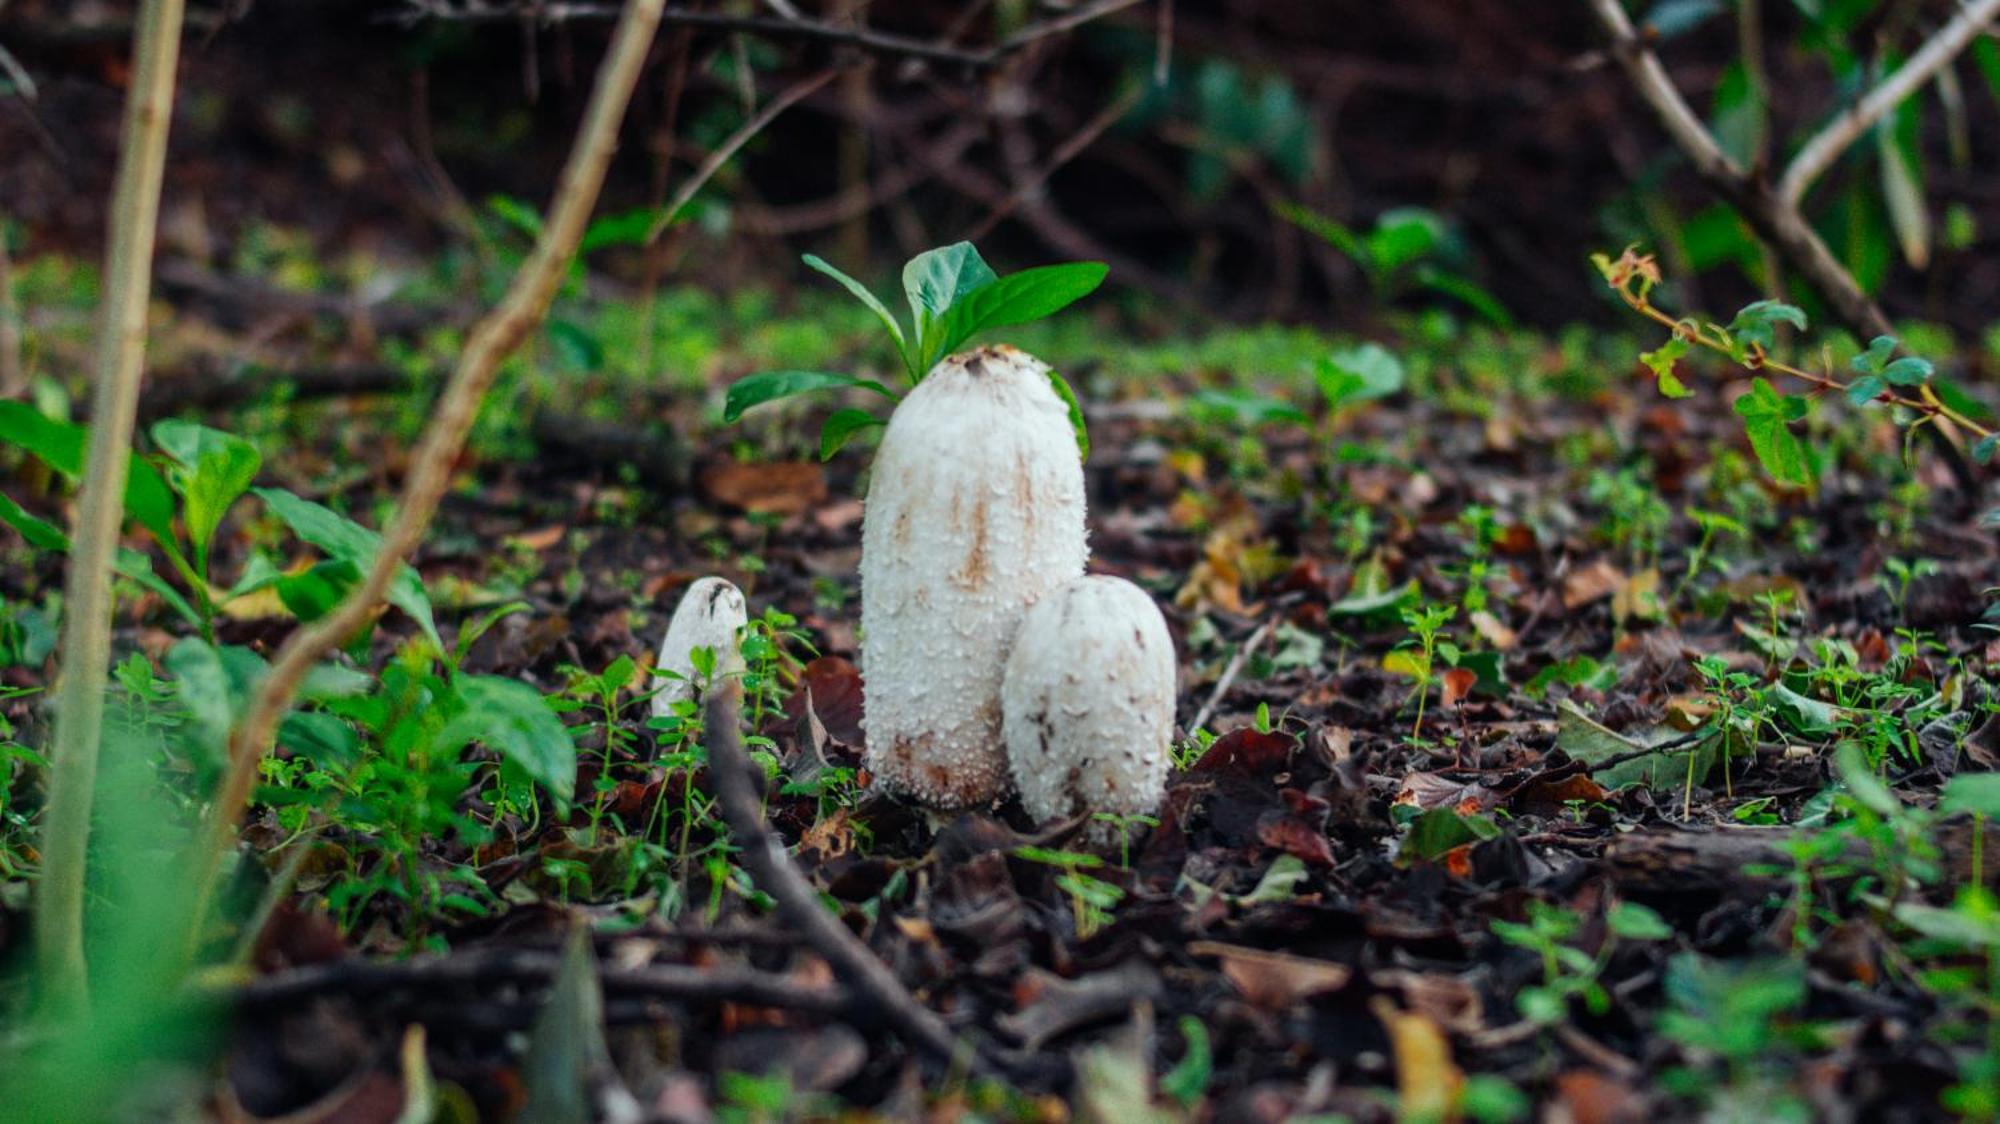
[[860, 345, 1088, 807], [1002, 575, 1176, 830], [649, 576, 748, 719]]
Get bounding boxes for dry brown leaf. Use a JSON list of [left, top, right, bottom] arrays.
[[1373, 997, 1463, 1122], [1190, 941, 1352, 1010], [699, 461, 828, 515], [1562, 558, 1626, 610]]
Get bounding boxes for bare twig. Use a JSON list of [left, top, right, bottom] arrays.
[[398, 0, 1147, 68], [1778, 0, 2000, 206], [1189, 616, 1276, 734], [233, 947, 851, 1016], [963, 84, 1142, 243], [34, 0, 186, 1012], [187, 0, 670, 960], [703, 685, 988, 1073], [1585, 0, 1977, 493], [644, 67, 841, 243]]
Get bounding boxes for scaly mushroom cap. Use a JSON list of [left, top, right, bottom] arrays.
[[1002, 575, 1176, 829], [860, 345, 1088, 807], [650, 576, 748, 719]]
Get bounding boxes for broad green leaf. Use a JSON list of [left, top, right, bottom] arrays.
[[255, 488, 440, 649], [818, 408, 886, 461], [1732, 378, 1814, 487], [439, 676, 577, 808], [723, 369, 895, 423], [1640, 336, 1693, 398], [1607, 901, 1673, 940], [0, 400, 176, 542], [115, 548, 202, 627], [152, 419, 261, 566], [802, 253, 908, 370], [1880, 355, 1934, 387], [520, 930, 612, 1124], [1401, 808, 1498, 861], [275, 558, 363, 626], [485, 194, 543, 239], [952, 262, 1108, 338], [1046, 369, 1090, 461], [1851, 334, 1898, 376], [580, 206, 670, 253], [1408, 265, 1515, 328], [901, 241, 998, 322], [1190, 389, 1309, 427], [1555, 699, 1714, 791], [1975, 434, 2000, 463], [1833, 741, 1899, 816], [165, 639, 269, 771], [1314, 342, 1406, 409], [1894, 900, 2000, 949]]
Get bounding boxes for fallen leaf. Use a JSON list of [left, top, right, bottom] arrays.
[[698, 461, 827, 515], [1373, 997, 1463, 1122], [1562, 559, 1626, 610], [1469, 610, 1517, 650], [1190, 942, 1352, 1009]]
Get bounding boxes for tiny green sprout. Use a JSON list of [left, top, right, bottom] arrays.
[[722, 242, 1106, 459]]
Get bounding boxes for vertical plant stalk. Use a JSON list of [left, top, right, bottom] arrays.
[[182, 0, 669, 951], [0, 214, 23, 397], [34, 0, 187, 1008]]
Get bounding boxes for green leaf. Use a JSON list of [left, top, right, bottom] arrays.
[[0, 491, 68, 551], [152, 419, 261, 567], [485, 194, 544, 239], [1401, 808, 1496, 861], [1160, 1017, 1213, 1109], [723, 369, 896, 423], [1880, 355, 1934, 387], [1046, 368, 1090, 461], [579, 205, 670, 253], [440, 676, 577, 808], [1726, 300, 1808, 355], [1974, 434, 2000, 464], [1732, 378, 1814, 487], [802, 253, 908, 372], [1274, 201, 1365, 261], [950, 262, 1107, 340], [1608, 901, 1674, 941], [902, 241, 998, 320], [1555, 699, 1713, 791], [1365, 207, 1443, 273], [1408, 265, 1514, 328], [1190, 389, 1309, 427], [818, 408, 886, 461], [520, 929, 612, 1124], [1851, 334, 1898, 376], [1640, 336, 1693, 399], [1941, 773, 2000, 818], [0, 400, 176, 542], [1833, 741, 1899, 816], [115, 548, 202, 627], [165, 639, 270, 771], [1846, 374, 1887, 406], [1314, 343, 1405, 409], [275, 558, 363, 625], [254, 488, 440, 650]]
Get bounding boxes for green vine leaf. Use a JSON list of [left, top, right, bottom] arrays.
[[1733, 377, 1814, 488], [1640, 336, 1693, 398]]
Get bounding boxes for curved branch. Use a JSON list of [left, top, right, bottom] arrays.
[[1779, 0, 2000, 206]]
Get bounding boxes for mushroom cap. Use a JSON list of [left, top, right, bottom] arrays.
[[860, 345, 1089, 807], [650, 576, 749, 719], [1002, 575, 1176, 828]]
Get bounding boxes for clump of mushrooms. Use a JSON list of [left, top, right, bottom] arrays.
[[1002, 575, 1176, 832], [649, 576, 748, 719], [859, 345, 1088, 808]]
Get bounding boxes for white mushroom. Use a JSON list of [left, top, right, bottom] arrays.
[[649, 577, 748, 719], [1002, 575, 1176, 831], [860, 345, 1088, 807]]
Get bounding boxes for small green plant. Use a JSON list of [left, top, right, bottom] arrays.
[[722, 242, 1106, 458], [1279, 202, 1511, 326], [1390, 601, 1458, 739], [1491, 900, 1671, 1027], [1013, 844, 1124, 940]]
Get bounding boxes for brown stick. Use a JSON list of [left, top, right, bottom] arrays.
[[1585, 0, 1977, 493], [185, 0, 670, 962], [703, 685, 989, 1073]]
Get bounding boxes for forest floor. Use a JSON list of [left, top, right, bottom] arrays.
[[3, 231, 2000, 1121]]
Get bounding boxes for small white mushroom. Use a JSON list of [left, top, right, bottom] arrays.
[[1002, 575, 1176, 831], [860, 345, 1089, 807], [649, 577, 748, 719]]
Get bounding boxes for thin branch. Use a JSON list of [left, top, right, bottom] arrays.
[[34, 0, 186, 1013], [644, 67, 840, 243], [1585, 0, 1977, 492], [397, 0, 1147, 68], [0, 215, 21, 398], [1188, 616, 1276, 735], [703, 685, 993, 1074], [1778, 0, 2000, 206], [185, 0, 670, 960]]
